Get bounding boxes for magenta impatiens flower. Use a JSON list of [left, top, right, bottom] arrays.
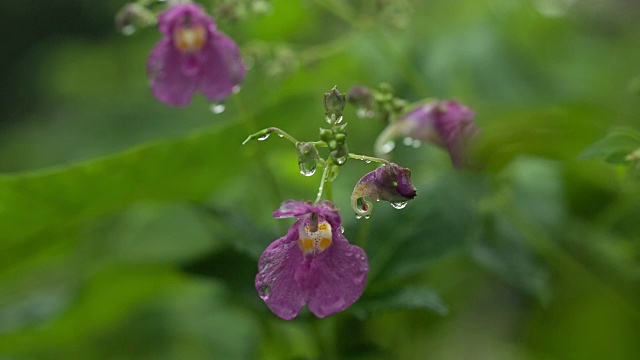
[[147, 2, 246, 106], [351, 163, 417, 217], [256, 200, 369, 320], [375, 100, 478, 168]]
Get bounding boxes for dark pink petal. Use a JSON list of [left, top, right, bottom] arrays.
[[351, 163, 417, 216], [147, 38, 199, 106], [198, 32, 246, 102], [306, 234, 369, 318], [157, 3, 215, 36], [273, 200, 313, 219], [256, 221, 307, 320]]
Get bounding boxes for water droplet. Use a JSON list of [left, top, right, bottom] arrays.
[[258, 133, 270, 141], [232, 85, 242, 94], [335, 156, 347, 165], [365, 160, 371, 164], [356, 108, 375, 119], [403, 137, 414, 146], [299, 162, 316, 176], [411, 139, 422, 148], [355, 215, 362, 219], [121, 24, 136, 36], [364, 215, 370, 219], [210, 103, 225, 114], [390, 201, 408, 209], [335, 115, 344, 124], [380, 140, 395, 154], [339, 226, 344, 234], [277, 133, 284, 138]]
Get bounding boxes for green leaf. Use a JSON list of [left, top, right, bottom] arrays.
[[579, 128, 640, 164], [355, 287, 449, 316], [0, 122, 247, 257]]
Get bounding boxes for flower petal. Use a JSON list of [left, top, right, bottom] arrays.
[[198, 32, 247, 102], [255, 221, 306, 320], [273, 200, 313, 219], [147, 39, 199, 106], [306, 234, 369, 318]]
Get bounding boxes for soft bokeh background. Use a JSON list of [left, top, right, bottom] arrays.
[[1, 0, 640, 359]]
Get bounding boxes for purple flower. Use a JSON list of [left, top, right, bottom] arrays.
[[256, 200, 369, 320], [351, 163, 417, 217], [147, 3, 246, 106], [375, 100, 478, 168]]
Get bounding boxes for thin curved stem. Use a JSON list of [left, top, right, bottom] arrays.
[[348, 153, 390, 165]]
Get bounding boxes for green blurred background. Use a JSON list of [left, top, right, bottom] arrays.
[[1, 0, 640, 359]]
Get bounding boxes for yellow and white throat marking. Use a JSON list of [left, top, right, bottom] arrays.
[[298, 220, 333, 255], [173, 25, 207, 54]]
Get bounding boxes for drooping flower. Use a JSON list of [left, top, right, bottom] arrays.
[[351, 163, 417, 217], [147, 2, 246, 106], [375, 100, 478, 168], [256, 200, 369, 320]]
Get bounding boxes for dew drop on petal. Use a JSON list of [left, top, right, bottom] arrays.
[[232, 85, 242, 94], [299, 162, 316, 176], [339, 226, 344, 234], [390, 201, 408, 209], [210, 103, 226, 114], [380, 140, 396, 154]]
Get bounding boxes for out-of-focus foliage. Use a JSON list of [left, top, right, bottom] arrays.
[[1, 0, 640, 359]]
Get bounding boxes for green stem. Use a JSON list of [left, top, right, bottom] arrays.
[[348, 153, 390, 165], [314, 159, 333, 204], [241, 127, 299, 145]]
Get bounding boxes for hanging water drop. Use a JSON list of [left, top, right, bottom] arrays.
[[403, 137, 414, 146], [365, 160, 371, 164], [364, 215, 370, 219], [232, 85, 242, 94], [299, 162, 316, 176], [121, 24, 136, 36], [257, 133, 270, 141], [277, 133, 284, 138], [390, 201, 408, 209], [335, 156, 347, 165], [210, 103, 225, 114], [355, 215, 362, 219], [380, 140, 396, 154], [412, 139, 422, 148], [335, 115, 344, 124]]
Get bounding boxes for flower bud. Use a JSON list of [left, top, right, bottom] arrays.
[[115, 3, 155, 36], [351, 163, 417, 217], [375, 100, 478, 168], [330, 144, 349, 166], [323, 86, 346, 124]]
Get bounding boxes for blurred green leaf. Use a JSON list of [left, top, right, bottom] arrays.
[[355, 286, 448, 316], [579, 128, 640, 164], [0, 122, 247, 257]]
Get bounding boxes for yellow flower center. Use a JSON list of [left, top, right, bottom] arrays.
[[298, 220, 332, 255], [173, 25, 207, 54]]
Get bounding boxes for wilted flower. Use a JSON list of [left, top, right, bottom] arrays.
[[147, 2, 246, 106], [375, 100, 478, 168], [256, 200, 369, 320], [351, 163, 417, 217]]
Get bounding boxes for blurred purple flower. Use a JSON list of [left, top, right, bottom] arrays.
[[375, 100, 478, 168], [256, 200, 369, 320], [147, 2, 246, 106], [351, 163, 417, 217]]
